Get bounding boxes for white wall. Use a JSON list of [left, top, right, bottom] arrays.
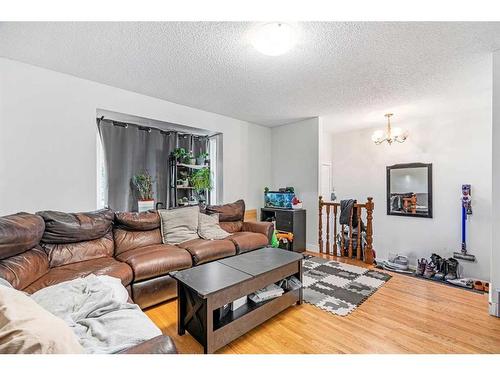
[[491, 50, 500, 304], [0, 58, 271, 215], [271, 118, 320, 250], [321, 79, 492, 281]]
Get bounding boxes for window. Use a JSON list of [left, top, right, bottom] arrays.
[[209, 136, 217, 204]]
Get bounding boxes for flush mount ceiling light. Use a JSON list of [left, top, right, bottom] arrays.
[[372, 113, 408, 145], [251, 23, 296, 56]]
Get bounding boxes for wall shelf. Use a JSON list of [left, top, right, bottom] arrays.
[[177, 163, 208, 170]]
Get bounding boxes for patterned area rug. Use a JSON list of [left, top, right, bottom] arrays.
[[303, 256, 391, 316]]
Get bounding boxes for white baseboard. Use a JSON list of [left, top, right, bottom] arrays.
[[306, 243, 319, 252]]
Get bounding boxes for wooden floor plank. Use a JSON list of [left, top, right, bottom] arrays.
[[145, 252, 500, 354]]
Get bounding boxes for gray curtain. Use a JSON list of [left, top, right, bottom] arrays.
[[98, 120, 176, 211]]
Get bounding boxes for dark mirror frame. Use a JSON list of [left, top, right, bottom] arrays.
[[386, 162, 433, 218]]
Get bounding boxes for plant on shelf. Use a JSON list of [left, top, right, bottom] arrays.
[[172, 147, 187, 161], [190, 167, 212, 202], [196, 151, 209, 165], [132, 170, 154, 212], [186, 150, 196, 165]]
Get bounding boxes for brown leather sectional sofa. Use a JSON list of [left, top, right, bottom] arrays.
[[0, 199, 272, 354], [0, 200, 272, 309]]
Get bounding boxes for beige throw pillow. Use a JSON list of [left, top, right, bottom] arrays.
[[0, 285, 84, 354], [198, 213, 230, 240], [158, 206, 200, 245]]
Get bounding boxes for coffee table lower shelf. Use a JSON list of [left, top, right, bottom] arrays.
[[178, 285, 301, 354], [214, 289, 299, 330]]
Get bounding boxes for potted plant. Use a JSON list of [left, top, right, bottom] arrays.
[[190, 167, 212, 203], [132, 170, 154, 212], [172, 147, 187, 162], [186, 150, 196, 165], [196, 151, 209, 165]]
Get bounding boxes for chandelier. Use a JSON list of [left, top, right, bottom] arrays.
[[371, 113, 408, 145]]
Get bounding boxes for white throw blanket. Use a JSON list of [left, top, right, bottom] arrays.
[[31, 274, 162, 354]]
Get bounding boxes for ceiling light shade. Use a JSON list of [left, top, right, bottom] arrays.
[[251, 23, 296, 56], [372, 113, 408, 145]]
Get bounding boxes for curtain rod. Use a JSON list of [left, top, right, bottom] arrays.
[[98, 116, 210, 138]]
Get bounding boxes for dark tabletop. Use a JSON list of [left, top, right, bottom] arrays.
[[170, 261, 252, 297], [218, 247, 303, 276], [171, 248, 303, 297]]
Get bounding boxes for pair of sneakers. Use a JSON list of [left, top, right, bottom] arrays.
[[416, 258, 436, 278], [416, 254, 458, 280]]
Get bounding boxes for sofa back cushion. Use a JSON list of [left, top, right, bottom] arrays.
[[114, 228, 162, 255], [42, 232, 114, 268], [0, 285, 84, 354], [219, 221, 243, 233], [158, 206, 200, 245], [113, 211, 162, 255], [0, 247, 49, 290], [114, 211, 160, 231], [0, 213, 45, 260], [205, 199, 245, 222], [37, 209, 114, 244]]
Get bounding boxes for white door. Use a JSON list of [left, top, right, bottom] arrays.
[[320, 162, 332, 200]]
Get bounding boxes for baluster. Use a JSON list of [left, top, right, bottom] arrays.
[[333, 205, 338, 257], [356, 205, 362, 260], [318, 196, 324, 253], [340, 224, 345, 257], [348, 208, 353, 258], [364, 197, 374, 264], [325, 205, 331, 255]]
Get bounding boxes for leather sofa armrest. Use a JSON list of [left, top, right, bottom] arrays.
[[242, 221, 274, 242], [118, 335, 178, 354]]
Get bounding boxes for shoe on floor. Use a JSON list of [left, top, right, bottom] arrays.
[[416, 258, 427, 276], [431, 253, 442, 267], [423, 262, 436, 279], [433, 257, 447, 280], [474, 280, 484, 291], [386, 254, 409, 271], [447, 278, 473, 289], [444, 258, 459, 280]]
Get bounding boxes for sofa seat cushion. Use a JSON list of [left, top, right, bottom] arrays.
[[228, 232, 269, 254], [178, 238, 236, 265], [116, 244, 192, 282], [23, 257, 133, 294]]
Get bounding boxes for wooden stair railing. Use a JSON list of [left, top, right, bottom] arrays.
[[318, 196, 374, 264]]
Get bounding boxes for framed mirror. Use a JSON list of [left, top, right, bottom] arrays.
[[387, 163, 433, 218]]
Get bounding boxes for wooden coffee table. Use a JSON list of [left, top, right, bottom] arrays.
[[170, 247, 303, 353]]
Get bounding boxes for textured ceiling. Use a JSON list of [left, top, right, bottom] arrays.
[[1, 22, 500, 127]]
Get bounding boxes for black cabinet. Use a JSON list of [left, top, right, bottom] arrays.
[[261, 208, 306, 253]]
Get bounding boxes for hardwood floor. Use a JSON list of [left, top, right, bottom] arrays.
[[145, 252, 500, 354]]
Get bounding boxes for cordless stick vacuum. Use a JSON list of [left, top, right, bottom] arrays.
[[454, 184, 476, 262]]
